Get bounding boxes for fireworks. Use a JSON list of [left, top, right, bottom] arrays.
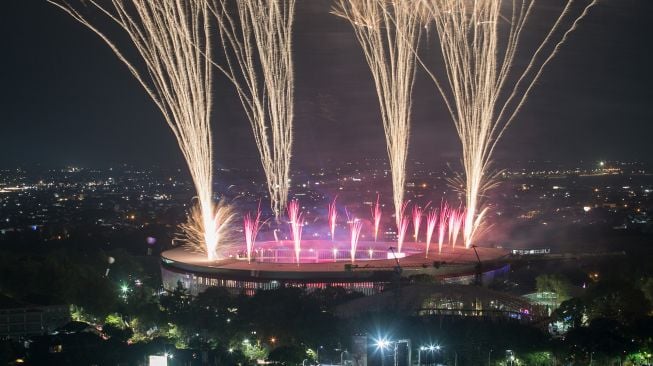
[[328, 197, 338, 241], [412, 205, 424, 242], [333, 0, 422, 227], [371, 194, 382, 242], [49, 0, 231, 260], [180, 199, 235, 260], [243, 204, 263, 264], [419, 0, 597, 248], [448, 207, 464, 249], [209, 0, 296, 218], [349, 218, 363, 263], [425, 208, 438, 257], [437, 202, 449, 254], [396, 201, 410, 254], [287, 200, 304, 264]]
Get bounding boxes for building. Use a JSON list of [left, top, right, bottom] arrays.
[[0, 295, 70, 339], [160, 241, 511, 296]]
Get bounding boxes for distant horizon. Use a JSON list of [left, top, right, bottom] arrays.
[[0, 157, 648, 172]]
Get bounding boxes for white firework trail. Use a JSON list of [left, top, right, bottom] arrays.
[[418, 0, 597, 248], [333, 0, 423, 227], [208, 0, 295, 219], [49, 0, 234, 260]]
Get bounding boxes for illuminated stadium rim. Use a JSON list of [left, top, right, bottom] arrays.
[[160, 241, 510, 282]]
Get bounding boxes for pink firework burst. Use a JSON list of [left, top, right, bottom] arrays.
[[328, 197, 338, 241], [412, 205, 423, 242], [437, 202, 449, 254], [396, 201, 410, 254], [243, 203, 262, 263], [287, 200, 304, 264], [425, 208, 438, 257], [450, 207, 464, 249], [349, 218, 363, 263], [371, 194, 382, 242]]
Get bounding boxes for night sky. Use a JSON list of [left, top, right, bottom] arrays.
[[1, 0, 652, 170]]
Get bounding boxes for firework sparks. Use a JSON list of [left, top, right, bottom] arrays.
[[180, 199, 235, 260], [287, 200, 303, 264], [412, 203, 429, 242], [418, 0, 597, 248], [49, 0, 232, 260], [396, 201, 410, 254], [209, 0, 295, 218], [328, 197, 338, 241], [449, 207, 464, 249], [437, 202, 449, 254], [371, 194, 382, 242], [243, 203, 263, 264], [425, 208, 438, 257], [333, 0, 423, 227], [349, 218, 363, 263]]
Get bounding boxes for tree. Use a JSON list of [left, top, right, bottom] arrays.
[[241, 341, 268, 362], [555, 298, 587, 329], [160, 281, 191, 321], [268, 345, 306, 366], [587, 283, 650, 325], [641, 277, 653, 313], [103, 324, 134, 344], [536, 274, 572, 307]]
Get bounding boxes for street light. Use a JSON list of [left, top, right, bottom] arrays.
[[418, 346, 426, 365], [375, 338, 391, 351], [418, 344, 440, 365], [374, 337, 392, 366], [316, 345, 323, 364]]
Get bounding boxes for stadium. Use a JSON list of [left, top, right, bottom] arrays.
[[160, 240, 510, 296]]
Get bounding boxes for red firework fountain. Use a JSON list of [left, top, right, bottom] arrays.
[[450, 207, 464, 249], [396, 201, 410, 254], [425, 208, 438, 257], [287, 200, 304, 264], [243, 203, 262, 263], [412, 204, 424, 242], [328, 197, 338, 241], [239, 198, 476, 265], [371, 194, 382, 242], [349, 218, 363, 263], [437, 202, 449, 254]]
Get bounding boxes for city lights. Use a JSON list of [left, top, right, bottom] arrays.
[[374, 338, 391, 351], [8, 1, 650, 365]]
